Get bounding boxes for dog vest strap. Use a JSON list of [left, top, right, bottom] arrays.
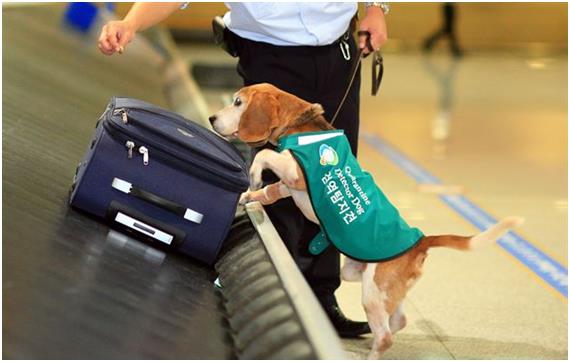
[[309, 231, 331, 255], [278, 130, 424, 262]]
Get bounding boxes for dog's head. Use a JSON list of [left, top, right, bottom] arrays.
[[209, 83, 323, 146]]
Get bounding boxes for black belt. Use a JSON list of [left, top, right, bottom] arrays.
[[233, 30, 354, 55]]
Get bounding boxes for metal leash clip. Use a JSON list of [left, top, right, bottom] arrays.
[[340, 32, 351, 61]]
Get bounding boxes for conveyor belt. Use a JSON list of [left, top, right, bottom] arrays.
[[2, 5, 233, 359], [3, 5, 348, 360]]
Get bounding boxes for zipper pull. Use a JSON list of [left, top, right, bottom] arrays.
[[114, 108, 128, 124], [125, 141, 135, 159], [139, 146, 149, 165]]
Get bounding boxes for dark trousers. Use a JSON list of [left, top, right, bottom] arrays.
[[233, 33, 361, 301]]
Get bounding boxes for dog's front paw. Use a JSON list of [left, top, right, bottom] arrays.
[[239, 188, 269, 205], [239, 190, 252, 205], [249, 163, 263, 191]]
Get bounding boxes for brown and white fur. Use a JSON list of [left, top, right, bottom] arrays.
[[209, 83, 524, 359]]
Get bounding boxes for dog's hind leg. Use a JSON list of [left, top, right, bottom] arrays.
[[362, 263, 393, 359], [389, 303, 407, 334]]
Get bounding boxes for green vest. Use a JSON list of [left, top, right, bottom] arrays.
[[277, 130, 424, 262]]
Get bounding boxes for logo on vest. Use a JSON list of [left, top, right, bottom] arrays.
[[319, 144, 339, 166]]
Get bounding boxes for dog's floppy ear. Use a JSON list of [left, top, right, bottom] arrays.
[[238, 91, 280, 145], [310, 103, 325, 115]]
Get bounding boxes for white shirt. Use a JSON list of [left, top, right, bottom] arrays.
[[222, 2, 358, 46]]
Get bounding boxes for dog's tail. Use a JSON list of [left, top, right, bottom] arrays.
[[422, 217, 525, 251]]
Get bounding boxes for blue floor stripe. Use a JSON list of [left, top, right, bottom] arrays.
[[362, 132, 568, 298]]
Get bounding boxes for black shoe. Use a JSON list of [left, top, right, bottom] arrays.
[[321, 299, 371, 338]]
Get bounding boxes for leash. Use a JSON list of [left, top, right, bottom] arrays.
[[330, 31, 382, 126]]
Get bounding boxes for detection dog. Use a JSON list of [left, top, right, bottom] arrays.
[[210, 83, 523, 358]]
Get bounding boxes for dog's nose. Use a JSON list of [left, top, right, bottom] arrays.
[[208, 115, 217, 125]]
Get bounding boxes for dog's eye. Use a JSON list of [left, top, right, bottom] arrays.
[[234, 97, 242, 107]]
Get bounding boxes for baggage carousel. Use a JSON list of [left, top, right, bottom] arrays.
[[2, 5, 233, 359], [2, 5, 344, 359]]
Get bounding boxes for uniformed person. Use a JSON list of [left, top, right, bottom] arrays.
[[98, 2, 389, 337]]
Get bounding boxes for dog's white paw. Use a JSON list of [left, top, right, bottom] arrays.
[[249, 163, 263, 191], [239, 190, 252, 205], [367, 350, 381, 360]]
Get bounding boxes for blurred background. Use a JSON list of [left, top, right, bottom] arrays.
[[3, 2, 568, 360], [116, 2, 568, 53]]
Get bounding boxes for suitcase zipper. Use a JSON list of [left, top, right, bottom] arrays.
[[125, 140, 149, 166], [112, 96, 246, 164], [125, 140, 135, 158], [105, 114, 236, 176], [114, 108, 128, 124], [139, 146, 149, 165], [114, 107, 243, 171], [104, 122, 246, 192], [104, 107, 248, 192]]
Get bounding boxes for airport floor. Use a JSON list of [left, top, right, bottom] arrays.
[[179, 44, 568, 359]]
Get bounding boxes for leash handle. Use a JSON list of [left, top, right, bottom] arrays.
[[330, 32, 371, 125], [357, 30, 375, 55]]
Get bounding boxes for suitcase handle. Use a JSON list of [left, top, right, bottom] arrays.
[[115, 211, 174, 245], [106, 201, 186, 248], [112, 178, 203, 224]]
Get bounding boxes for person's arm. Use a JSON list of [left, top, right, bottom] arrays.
[[358, 3, 389, 54], [98, 2, 182, 56]]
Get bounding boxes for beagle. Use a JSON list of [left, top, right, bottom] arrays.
[[210, 83, 523, 358]]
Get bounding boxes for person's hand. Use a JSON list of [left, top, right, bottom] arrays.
[[98, 20, 137, 55], [358, 7, 388, 55]]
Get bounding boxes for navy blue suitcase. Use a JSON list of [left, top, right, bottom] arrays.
[[69, 97, 249, 264]]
